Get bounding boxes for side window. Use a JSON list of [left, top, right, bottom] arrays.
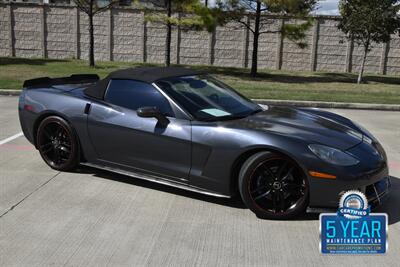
[[105, 79, 174, 116]]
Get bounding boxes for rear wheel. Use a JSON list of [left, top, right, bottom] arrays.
[[239, 151, 309, 219], [36, 116, 80, 171]]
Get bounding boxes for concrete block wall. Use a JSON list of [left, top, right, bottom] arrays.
[[179, 29, 209, 65], [0, 3, 399, 75], [0, 6, 10, 56], [387, 36, 400, 74], [112, 9, 143, 62], [12, 5, 42, 58], [316, 18, 347, 72], [352, 42, 382, 73], [246, 18, 280, 70], [79, 10, 109, 61], [146, 21, 166, 64], [214, 22, 243, 67], [257, 29, 279, 70], [46, 6, 75, 59], [281, 19, 314, 71]]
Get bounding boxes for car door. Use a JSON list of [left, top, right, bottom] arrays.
[[87, 79, 192, 182]]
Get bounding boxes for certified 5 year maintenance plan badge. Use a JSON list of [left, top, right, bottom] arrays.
[[320, 190, 388, 254]]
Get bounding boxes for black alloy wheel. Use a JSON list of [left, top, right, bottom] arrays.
[[239, 151, 309, 219], [37, 116, 80, 171]]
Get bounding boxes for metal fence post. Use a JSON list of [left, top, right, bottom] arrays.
[[380, 42, 389, 75], [176, 25, 181, 64], [275, 19, 284, 70], [241, 15, 250, 68], [209, 29, 216, 65], [142, 13, 147, 63], [310, 19, 319, 71], [8, 3, 15, 57], [345, 38, 353, 73], [108, 8, 113, 61], [75, 7, 80, 59], [41, 4, 47, 58]]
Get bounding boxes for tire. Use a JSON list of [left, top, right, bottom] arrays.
[[36, 116, 80, 171], [239, 151, 309, 220]]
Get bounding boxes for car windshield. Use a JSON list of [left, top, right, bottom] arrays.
[[155, 75, 262, 121]]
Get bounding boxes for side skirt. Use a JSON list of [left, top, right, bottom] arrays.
[[80, 162, 231, 199]]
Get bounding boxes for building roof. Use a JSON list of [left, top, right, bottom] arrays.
[[84, 67, 203, 99]]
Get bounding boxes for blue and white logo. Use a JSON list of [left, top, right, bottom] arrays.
[[320, 190, 388, 254], [338, 190, 370, 219]]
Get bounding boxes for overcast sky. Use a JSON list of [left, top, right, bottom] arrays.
[[316, 0, 340, 15]]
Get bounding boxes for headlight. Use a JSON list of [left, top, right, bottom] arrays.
[[308, 144, 359, 166]]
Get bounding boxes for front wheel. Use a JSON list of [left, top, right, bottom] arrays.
[[239, 151, 309, 220], [36, 116, 80, 171]]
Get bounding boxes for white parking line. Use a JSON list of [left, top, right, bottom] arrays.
[[0, 132, 23, 145]]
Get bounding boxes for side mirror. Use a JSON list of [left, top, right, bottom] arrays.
[[137, 106, 169, 126]]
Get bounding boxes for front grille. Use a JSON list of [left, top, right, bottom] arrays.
[[365, 177, 391, 208]]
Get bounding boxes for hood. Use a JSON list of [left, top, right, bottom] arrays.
[[221, 106, 363, 150]]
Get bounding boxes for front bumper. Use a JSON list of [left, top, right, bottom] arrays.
[[307, 176, 391, 213], [306, 136, 390, 209], [308, 160, 389, 209]]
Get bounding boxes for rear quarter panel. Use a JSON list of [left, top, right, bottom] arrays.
[[18, 88, 96, 160]]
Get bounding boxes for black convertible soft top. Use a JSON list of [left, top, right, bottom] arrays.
[[84, 67, 203, 99]]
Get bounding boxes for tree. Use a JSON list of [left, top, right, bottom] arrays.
[[338, 0, 400, 84], [219, 0, 317, 77], [73, 0, 119, 67], [144, 0, 218, 66]]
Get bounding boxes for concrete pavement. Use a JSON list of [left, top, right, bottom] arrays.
[[0, 96, 399, 266]]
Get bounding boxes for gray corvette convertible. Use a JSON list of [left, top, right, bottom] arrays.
[[18, 67, 390, 219]]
